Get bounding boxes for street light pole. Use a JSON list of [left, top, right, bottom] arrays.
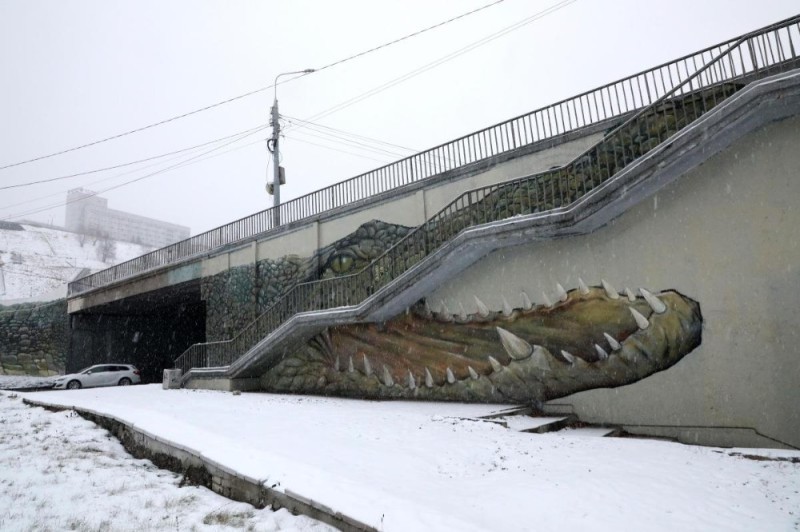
[[269, 68, 315, 227]]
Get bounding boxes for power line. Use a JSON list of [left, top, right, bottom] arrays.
[[286, 127, 412, 159], [312, 0, 506, 75], [281, 114, 418, 153], [0, 124, 268, 191], [291, 0, 577, 126], [283, 135, 393, 164], [0, 128, 268, 213], [0, 0, 506, 172], [1, 127, 268, 222]]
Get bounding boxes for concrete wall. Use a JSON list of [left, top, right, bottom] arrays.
[[428, 117, 800, 449]]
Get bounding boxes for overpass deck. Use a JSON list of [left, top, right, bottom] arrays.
[[172, 16, 800, 384]]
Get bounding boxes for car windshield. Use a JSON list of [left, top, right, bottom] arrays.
[[78, 366, 95, 374]]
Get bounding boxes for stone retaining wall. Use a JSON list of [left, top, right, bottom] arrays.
[[0, 300, 68, 375]]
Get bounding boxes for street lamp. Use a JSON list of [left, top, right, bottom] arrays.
[[268, 68, 315, 226]]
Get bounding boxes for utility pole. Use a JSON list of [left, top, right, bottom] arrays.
[[269, 99, 282, 227], [268, 68, 315, 227]]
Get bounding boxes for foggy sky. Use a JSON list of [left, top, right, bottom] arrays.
[[1, 0, 797, 236]]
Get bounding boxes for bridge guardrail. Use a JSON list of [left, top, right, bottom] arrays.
[[66, 16, 800, 297], [173, 15, 800, 376]]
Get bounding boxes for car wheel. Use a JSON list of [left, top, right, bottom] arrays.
[[118, 378, 132, 386], [66, 380, 81, 390]]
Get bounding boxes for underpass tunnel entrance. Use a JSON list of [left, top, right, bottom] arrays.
[[68, 280, 205, 384]]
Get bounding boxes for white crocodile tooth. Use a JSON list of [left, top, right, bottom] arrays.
[[640, 288, 667, 314], [473, 296, 490, 318], [578, 278, 590, 295], [424, 300, 433, 316], [496, 327, 533, 360], [437, 301, 454, 322], [531, 345, 553, 371], [488, 356, 503, 373], [560, 350, 576, 364], [446, 367, 456, 384], [363, 355, 372, 376], [382, 365, 394, 386], [334, 356, 340, 372], [408, 371, 416, 389], [555, 283, 568, 302], [601, 279, 620, 300], [424, 368, 434, 388], [629, 307, 650, 330], [348, 356, 355, 373], [625, 287, 636, 302], [603, 333, 622, 351], [457, 302, 469, 321], [468, 366, 479, 380], [541, 291, 553, 308], [594, 344, 609, 360], [502, 296, 513, 317], [520, 291, 533, 310]]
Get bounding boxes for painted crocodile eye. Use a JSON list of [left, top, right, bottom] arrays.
[[330, 254, 354, 274]]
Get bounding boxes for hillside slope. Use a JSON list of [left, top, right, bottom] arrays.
[[0, 222, 154, 303]]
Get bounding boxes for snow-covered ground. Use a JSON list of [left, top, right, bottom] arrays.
[[0, 223, 153, 302], [0, 375, 55, 390], [18, 385, 800, 532], [0, 391, 332, 531]]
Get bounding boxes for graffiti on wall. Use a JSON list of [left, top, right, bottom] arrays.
[[262, 281, 702, 404]]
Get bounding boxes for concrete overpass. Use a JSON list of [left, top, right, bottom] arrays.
[[68, 17, 800, 449]]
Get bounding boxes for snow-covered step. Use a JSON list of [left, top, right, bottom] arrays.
[[490, 415, 577, 434], [554, 426, 621, 438]]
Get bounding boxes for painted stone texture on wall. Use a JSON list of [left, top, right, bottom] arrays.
[[261, 283, 702, 404], [0, 300, 68, 376], [201, 220, 412, 341]]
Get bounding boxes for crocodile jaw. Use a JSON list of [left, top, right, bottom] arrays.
[[262, 283, 702, 404]]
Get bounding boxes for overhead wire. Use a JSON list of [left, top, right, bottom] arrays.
[[1, 126, 268, 221], [282, 135, 394, 164], [281, 114, 418, 153], [0, 123, 268, 191], [286, 0, 577, 127], [284, 126, 412, 159], [0, 0, 506, 171], [0, 127, 268, 213], [2, 0, 577, 220]]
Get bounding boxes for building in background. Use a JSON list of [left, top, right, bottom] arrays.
[[65, 189, 190, 248]]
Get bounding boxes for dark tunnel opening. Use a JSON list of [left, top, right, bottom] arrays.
[[67, 283, 206, 384]]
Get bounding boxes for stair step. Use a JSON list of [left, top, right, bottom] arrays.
[[555, 426, 622, 438], [489, 414, 577, 434]]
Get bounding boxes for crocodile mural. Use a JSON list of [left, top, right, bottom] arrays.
[[201, 83, 725, 402], [262, 281, 702, 404]]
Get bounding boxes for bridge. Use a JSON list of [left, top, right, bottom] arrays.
[[67, 17, 800, 449]]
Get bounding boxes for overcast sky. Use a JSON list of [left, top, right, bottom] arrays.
[[1, 0, 797, 236]]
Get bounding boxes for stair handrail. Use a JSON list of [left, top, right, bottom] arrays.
[[174, 15, 800, 376], [68, 15, 800, 298]]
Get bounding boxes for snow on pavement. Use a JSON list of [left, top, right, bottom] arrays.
[[18, 384, 800, 532], [0, 391, 333, 532]]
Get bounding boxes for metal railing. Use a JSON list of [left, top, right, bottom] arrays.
[[173, 15, 800, 376], [66, 15, 800, 297]]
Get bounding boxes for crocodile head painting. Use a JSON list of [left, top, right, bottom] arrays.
[[261, 281, 702, 404]]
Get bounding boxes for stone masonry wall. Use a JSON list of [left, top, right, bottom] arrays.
[[0, 299, 69, 376]]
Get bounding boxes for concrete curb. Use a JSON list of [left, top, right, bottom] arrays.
[[22, 397, 377, 532]]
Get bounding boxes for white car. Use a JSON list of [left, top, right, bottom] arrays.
[[53, 364, 141, 390]]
